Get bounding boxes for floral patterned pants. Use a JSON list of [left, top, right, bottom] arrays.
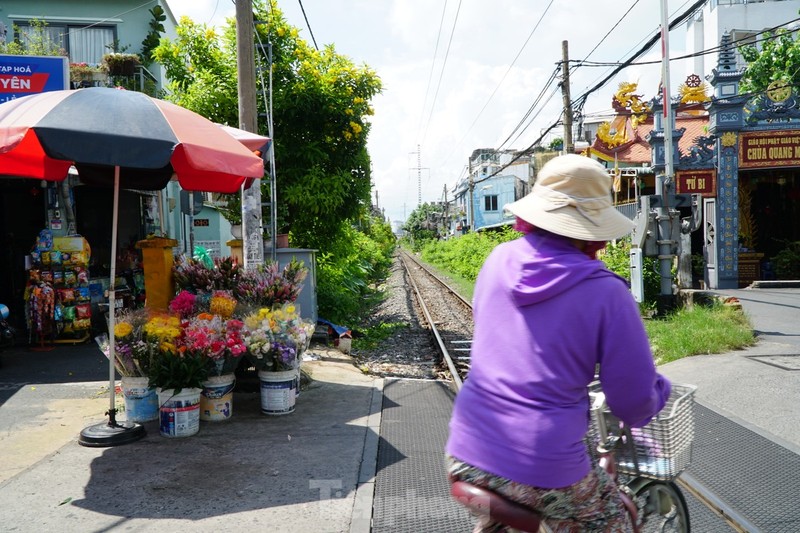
[[446, 455, 633, 532]]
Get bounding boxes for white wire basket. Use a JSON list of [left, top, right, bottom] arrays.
[[588, 383, 697, 481]]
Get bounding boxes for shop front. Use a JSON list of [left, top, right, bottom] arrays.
[[0, 176, 156, 345]]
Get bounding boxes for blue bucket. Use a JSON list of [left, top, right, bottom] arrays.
[[121, 376, 158, 422]]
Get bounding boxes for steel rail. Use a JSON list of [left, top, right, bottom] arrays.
[[676, 472, 760, 533], [398, 250, 463, 391], [399, 249, 754, 532]]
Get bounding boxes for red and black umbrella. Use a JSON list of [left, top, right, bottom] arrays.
[[0, 87, 264, 193], [0, 88, 266, 446]]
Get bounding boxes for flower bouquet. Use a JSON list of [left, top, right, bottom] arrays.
[[146, 313, 208, 393], [180, 312, 246, 377], [177, 312, 245, 422], [241, 303, 315, 373]]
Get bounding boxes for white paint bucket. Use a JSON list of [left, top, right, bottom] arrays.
[[200, 374, 235, 421], [157, 387, 201, 437], [121, 376, 158, 422], [258, 370, 296, 415]]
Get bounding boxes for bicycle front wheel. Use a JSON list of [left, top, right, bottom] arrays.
[[630, 480, 690, 533]]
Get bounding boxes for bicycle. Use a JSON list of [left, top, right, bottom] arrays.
[[450, 382, 696, 532]]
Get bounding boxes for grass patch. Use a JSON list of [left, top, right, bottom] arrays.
[[353, 321, 410, 351], [646, 303, 756, 365]]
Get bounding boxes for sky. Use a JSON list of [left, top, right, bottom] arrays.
[[167, 0, 698, 226]]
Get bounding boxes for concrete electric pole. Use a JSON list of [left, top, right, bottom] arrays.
[[561, 40, 574, 155], [236, 0, 264, 269], [657, 0, 676, 313]]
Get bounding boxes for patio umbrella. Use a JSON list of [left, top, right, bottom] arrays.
[[0, 87, 266, 446]]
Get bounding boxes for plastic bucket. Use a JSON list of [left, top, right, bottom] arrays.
[[121, 376, 158, 422], [258, 370, 297, 415], [157, 387, 201, 437], [200, 374, 235, 421]]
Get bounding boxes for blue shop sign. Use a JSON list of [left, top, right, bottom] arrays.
[[0, 54, 69, 103]]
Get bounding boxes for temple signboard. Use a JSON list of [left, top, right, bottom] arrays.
[[675, 169, 716, 196], [739, 130, 800, 169]]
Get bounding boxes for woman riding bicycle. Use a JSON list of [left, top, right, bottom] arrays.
[[446, 154, 671, 532]]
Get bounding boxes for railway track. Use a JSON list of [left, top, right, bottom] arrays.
[[398, 247, 754, 533], [398, 249, 472, 389]]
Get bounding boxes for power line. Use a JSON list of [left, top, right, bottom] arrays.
[[576, 0, 641, 69], [297, 0, 318, 50], [420, 0, 463, 148], [570, 0, 709, 112], [416, 0, 449, 145], [437, 0, 555, 167]]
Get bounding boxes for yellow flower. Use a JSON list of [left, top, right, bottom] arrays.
[[160, 342, 177, 354], [350, 121, 362, 135], [114, 322, 133, 339]]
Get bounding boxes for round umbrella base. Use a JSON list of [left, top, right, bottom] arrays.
[[79, 420, 146, 447]]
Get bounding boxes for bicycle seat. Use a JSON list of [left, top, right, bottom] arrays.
[[450, 480, 542, 532]]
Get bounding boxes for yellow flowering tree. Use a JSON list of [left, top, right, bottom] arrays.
[[152, 1, 382, 244]]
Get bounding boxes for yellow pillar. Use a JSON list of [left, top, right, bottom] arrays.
[[227, 239, 243, 264], [135, 237, 179, 311]]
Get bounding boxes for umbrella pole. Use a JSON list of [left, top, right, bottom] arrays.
[[107, 167, 119, 418], [79, 166, 146, 447]]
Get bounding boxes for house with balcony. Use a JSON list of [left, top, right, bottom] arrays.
[[1, 1, 179, 93], [449, 149, 531, 234]]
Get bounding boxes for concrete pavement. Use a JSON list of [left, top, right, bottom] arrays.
[[662, 286, 800, 453], [0, 344, 382, 533]]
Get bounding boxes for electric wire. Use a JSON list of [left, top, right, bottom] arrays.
[[297, 0, 319, 50], [420, 0, 463, 148], [575, 0, 641, 71], [437, 0, 556, 165], [416, 0, 449, 146], [570, 17, 800, 68]]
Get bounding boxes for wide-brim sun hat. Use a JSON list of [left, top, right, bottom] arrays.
[[504, 154, 634, 241]]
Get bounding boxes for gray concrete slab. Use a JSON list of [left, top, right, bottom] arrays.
[[661, 287, 800, 453], [0, 345, 381, 533]]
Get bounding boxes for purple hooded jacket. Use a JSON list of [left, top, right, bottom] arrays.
[[446, 231, 671, 488]]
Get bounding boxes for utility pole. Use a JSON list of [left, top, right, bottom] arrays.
[[561, 40, 574, 154], [657, 0, 676, 313], [409, 145, 428, 208], [468, 156, 474, 232], [236, 0, 264, 269]]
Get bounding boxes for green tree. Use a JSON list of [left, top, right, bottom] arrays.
[[403, 203, 443, 246], [740, 29, 800, 95], [548, 137, 564, 151], [153, 3, 382, 248]]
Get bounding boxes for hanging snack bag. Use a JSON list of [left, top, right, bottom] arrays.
[[64, 270, 77, 287], [29, 269, 42, 283], [75, 303, 91, 320], [58, 288, 76, 305], [40, 270, 53, 284], [53, 271, 65, 287], [77, 287, 91, 303], [36, 229, 53, 251], [41, 251, 51, 266], [50, 250, 62, 266], [75, 267, 89, 286], [63, 306, 76, 322]]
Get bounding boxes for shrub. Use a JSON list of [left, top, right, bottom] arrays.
[[315, 218, 395, 324]]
